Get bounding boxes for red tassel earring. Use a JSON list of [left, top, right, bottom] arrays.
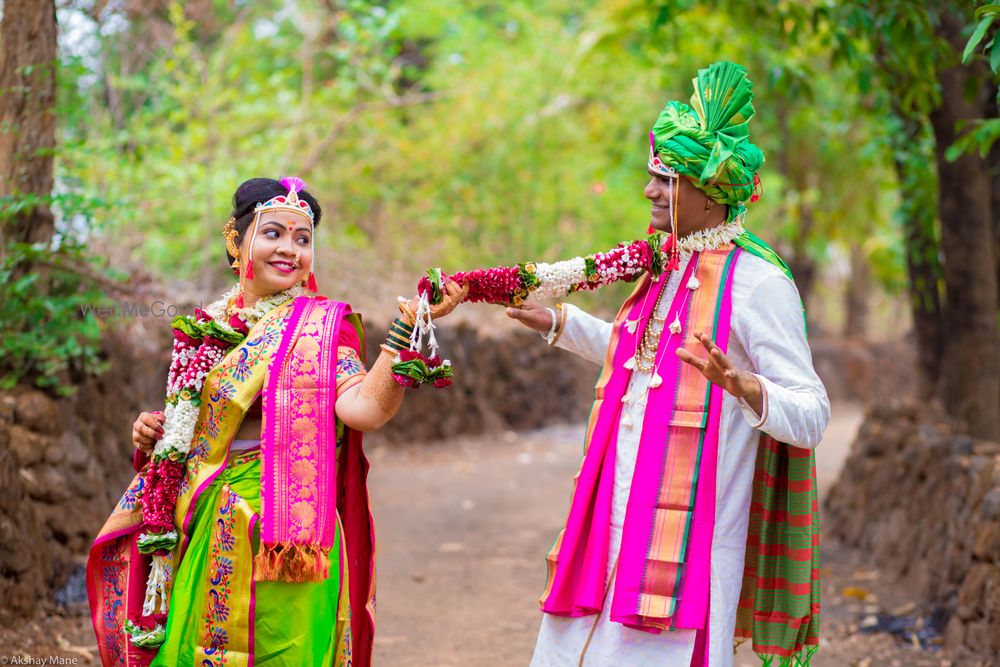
[[665, 177, 680, 271], [306, 271, 318, 292], [244, 259, 254, 280], [750, 173, 763, 203]]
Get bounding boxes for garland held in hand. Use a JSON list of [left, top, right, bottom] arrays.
[[401, 225, 744, 380], [416, 224, 744, 309], [417, 235, 665, 307], [383, 308, 455, 389]]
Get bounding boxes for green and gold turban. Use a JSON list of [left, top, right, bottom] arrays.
[[650, 61, 764, 222]]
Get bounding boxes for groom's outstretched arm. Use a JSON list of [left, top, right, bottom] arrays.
[[506, 302, 612, 366]]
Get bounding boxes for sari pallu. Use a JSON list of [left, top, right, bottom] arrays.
[[87, 295, 376, 667]]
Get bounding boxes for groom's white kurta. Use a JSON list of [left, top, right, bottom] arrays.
[[529, 250, 830, 667]]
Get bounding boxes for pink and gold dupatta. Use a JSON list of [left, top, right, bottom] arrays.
[[86, 295, 376, 667]]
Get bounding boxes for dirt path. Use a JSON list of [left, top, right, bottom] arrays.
[[366, 402, 968, 666], [0, 403, 979, 665]]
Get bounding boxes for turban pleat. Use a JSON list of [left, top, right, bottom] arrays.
[[651, 61, 764, 221]]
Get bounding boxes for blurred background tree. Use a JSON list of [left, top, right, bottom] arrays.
[[2, 0, 997, 437]]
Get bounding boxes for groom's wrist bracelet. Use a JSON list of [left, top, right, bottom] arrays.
[[540, 307, 558, 345], [547, 303, 567, 347]]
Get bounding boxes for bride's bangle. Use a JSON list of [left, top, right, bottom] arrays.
[[384, 318, 413, 352]]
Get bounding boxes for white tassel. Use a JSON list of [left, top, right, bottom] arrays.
[[650, 373, 663, 389], [409, 292, 439, 357], [621, 411, 633, 428], [625, 319, 639, 334], [142, 554, 172, 616], [624, 356, 636, 370], [669, 315, 682, 335]]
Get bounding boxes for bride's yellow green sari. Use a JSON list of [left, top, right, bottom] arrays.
[[87, 295, 376, 667]]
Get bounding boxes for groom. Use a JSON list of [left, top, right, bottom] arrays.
[[507, 62, 829, 667]]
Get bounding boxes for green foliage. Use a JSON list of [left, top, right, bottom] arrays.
[[951, 2, 1000, 160], [0, 242, 113, 395], [962, 4, 1000, 68], [53, 0, 982, 315]]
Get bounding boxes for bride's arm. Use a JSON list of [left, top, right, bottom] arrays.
[[335, 280, 467, 432], [335, 350, 406, 431]]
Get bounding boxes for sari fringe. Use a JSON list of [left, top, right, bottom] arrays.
[[254, 541, 331, 583], [756, 645, 818, 667]]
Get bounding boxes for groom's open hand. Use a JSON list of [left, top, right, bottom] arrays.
[[505, 301, 552, 333], [676, 331, 764, 415]]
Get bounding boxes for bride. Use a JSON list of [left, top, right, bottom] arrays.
[[87, 176, 465, 667]]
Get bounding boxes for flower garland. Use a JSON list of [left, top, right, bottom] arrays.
[[417, 235, 664, 308], [126, 283, 304, 648], [674, 219, 746, 255], [417, 223, 744, 308], [391, 350, 453, 388], [383, 291, 454, 389], [404, 223, 745, 373]]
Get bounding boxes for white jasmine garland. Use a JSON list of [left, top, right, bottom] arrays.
[[522, 221, 742, 305], [673, 219, 745, 256], [142, 554, 172, 616], [203, 283, 305, 330], [137, 529, 178, 544], [531, 258, 588, 299], [156, 284, 306, 460], [153, 399, 200, 457]]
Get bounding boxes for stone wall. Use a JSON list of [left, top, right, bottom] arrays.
[[824, 402, 1000, 662], [0, 317, 170, 623], [809, 336, 917, 403]]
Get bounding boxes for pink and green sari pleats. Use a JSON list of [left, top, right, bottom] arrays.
[[149, 452, 346, 667]]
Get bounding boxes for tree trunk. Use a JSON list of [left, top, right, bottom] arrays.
[[986, 86, 1000, 311], [787, 201, 817, 315], [928, 13, 1000, 441], [787, 252, 816, 313], [844, 244, 870, 338], [0, 0, 58, 250], [891, 112, 944, 399]]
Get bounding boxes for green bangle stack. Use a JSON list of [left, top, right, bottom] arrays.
[[384, 318, 414, 352]]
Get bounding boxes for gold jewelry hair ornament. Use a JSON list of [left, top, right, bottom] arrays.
[[223, 216, 241, 273]]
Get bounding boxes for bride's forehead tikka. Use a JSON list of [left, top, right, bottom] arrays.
[[239, 176, 318, 294]]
